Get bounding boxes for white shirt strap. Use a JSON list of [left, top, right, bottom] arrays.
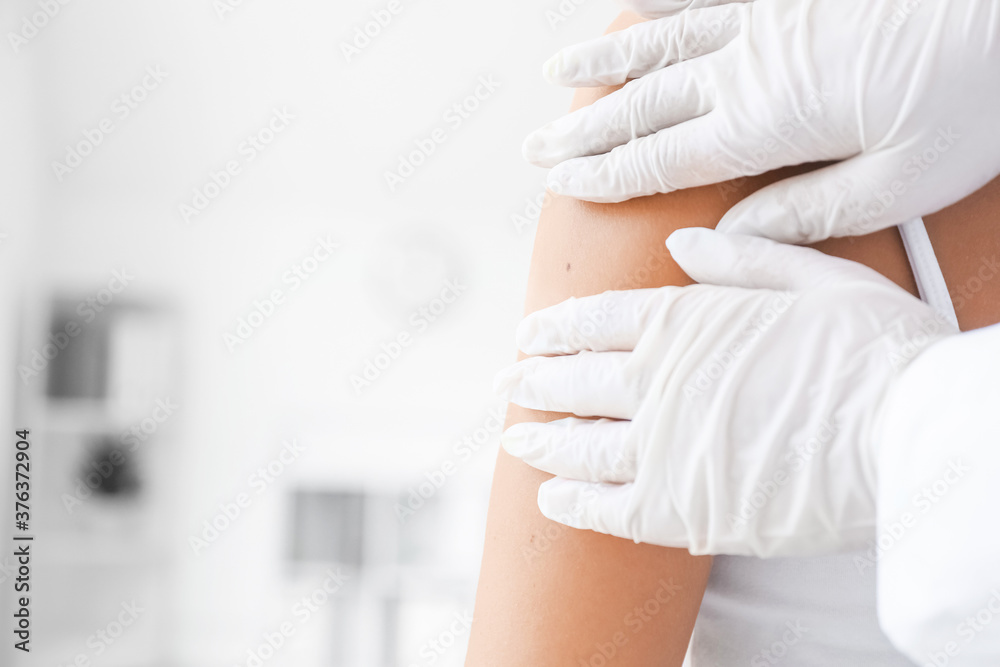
[[897, 218, 958, 328]]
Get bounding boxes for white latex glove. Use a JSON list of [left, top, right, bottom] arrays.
[[493, 227, 958, 557], [615, 0, 753, 19], [525, 0, 1000, 243]]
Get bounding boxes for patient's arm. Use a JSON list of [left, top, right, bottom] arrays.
[[468, 10, 1000, 665]]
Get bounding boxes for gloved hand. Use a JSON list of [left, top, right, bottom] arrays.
[[493, 228, 958, 557], [615, 0, 753, 19], [525, 0, 1000, 243]]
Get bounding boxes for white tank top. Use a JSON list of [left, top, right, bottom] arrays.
[[685, 219, 958, 666]]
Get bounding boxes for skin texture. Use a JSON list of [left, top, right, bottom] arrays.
[[467, 11, 1000, 666]]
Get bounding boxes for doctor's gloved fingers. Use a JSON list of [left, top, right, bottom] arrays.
[[542, 3, 746, 88], [665, 228, 895, 292], [618, 0, 755, 20], [493, 352, 639, 419], [501, 418, 637, 483], [525, 58, 717, 168], [544, 112, 769, 203], [537, 477, 644, 542], [716, 152, 919, 244], [516, 288, 683, 356]]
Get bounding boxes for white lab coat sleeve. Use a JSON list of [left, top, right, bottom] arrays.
[[875, 322, 1000, 665]]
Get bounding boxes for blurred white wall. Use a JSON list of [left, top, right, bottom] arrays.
[[0, 0, 44, 659], [1, 0, 617, 665]]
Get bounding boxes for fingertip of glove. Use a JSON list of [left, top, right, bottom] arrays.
[[546, 158, 624, 203], [717, 199, 810, 243], [665, 226, 711, 257], [492, 364, 521, 400], [521, 130, 548, 167], [514, 314, 540, 356], [537, 478, 587, 529], [500, 423, 529, 458], [536, 479, 559, 519], [715, 214, 750, 236], [546, 165, 572, 196], [542, 51, 566, 85]]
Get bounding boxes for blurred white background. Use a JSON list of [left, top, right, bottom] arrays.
[[0, 0, 618, 665]]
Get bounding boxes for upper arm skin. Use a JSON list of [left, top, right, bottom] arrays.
[[467, 9, 1000, 666]]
